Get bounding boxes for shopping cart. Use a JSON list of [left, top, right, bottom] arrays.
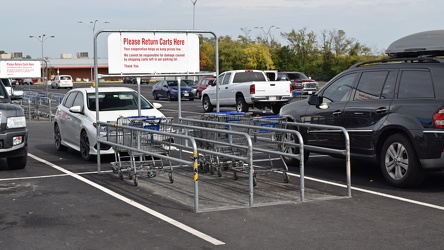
[[190, 112, 251, 178], [107, 116, 174, 186]]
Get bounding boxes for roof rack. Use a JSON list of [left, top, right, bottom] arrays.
[[385, 30, 444, 58], [351, 56, 444, 68]]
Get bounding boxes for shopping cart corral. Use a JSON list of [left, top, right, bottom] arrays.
[[182, 113, 300, 187], [14, 91, 65, 121], [101, 116, 175, 186]]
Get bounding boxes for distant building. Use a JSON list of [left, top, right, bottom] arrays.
[[46, 58, 109, 81]]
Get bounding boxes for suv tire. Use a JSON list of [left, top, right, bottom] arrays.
[[380, 134, 425, 188]]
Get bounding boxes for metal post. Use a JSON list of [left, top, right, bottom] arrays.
[[191, 0, 197, 29]]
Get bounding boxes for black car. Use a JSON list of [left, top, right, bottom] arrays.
[[280, 30, 444, 188]]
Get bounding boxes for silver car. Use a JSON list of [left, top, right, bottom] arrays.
[[53, 87, 165, 160]]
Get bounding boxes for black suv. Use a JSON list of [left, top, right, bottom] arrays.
[[280, 30, 444, 188], [0, 79, 28, 169]]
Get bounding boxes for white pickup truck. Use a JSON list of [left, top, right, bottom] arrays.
[[201, 70, 293, 114]]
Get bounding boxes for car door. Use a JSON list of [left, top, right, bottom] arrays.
[[66, 91, 86, 148], [303, 73, 357, 149], [342, 70, 396, 155], [218, 72, 232, 105], [57, 91, 78, 145]]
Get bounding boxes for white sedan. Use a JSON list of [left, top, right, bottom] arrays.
[[53, 87, 165, 160]]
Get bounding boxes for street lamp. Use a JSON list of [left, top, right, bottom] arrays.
[[29, 34, 55, 84], [78, 20, 110, 81], [254, 26, 280, 70], [191, 0, 197, 29]]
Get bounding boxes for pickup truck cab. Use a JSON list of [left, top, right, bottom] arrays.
[[201, 70, 293, 114]]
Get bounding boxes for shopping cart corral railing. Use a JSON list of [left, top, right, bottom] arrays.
[[14, 91, 65, 121], [181, 113, 351, 199], [180, 113, 306, 199], [97, 118, 204, 212]]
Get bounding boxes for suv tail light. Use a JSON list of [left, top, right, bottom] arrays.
[[433, 107, 444, 128], [290, 83, 293, 92], [250, 84, 255, 94]]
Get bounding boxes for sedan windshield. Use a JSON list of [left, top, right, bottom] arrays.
[[87, 92, 154, 111]]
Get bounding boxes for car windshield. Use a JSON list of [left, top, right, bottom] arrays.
[[181, 79, 196, 86], [167, 81, 188, 87], [286, 73, 309, 80], [87, 91, 154, 111]]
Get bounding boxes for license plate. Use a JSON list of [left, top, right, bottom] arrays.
[[184, 93, 189, 96], [308, 91, 313, 94], [269, 96, 276, 101]]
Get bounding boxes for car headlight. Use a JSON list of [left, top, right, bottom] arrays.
[[7, 116, 26, 128]]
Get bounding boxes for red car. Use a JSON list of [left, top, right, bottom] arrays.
[[195, 77, 215, 99]]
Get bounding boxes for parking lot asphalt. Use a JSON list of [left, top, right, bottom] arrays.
[[1, 84, 444, 249]]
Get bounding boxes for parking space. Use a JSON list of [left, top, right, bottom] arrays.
[[2, 84, 444, 249]]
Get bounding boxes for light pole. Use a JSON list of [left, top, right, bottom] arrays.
[[29, 34, 55, 84], [78, 20, 110, 81], [254, 26, 280, 69], [191, 0, 197, 29]]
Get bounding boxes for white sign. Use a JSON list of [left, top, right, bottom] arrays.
[[108, 33, 200, 74], [0, 61, 41, 78]]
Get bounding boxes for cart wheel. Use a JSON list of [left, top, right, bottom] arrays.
[[134, 176, 138, 186], [217, 168, 222, 177], [233, 171, 238, 180], [147, 171, 157, 178], [169, 173, 174, 183], [128, 171, 133, 180], [112, 168, 118, 174], [210, 166, 215, 175], [283, 172, 289, 183], [223, 164, 229, 171], [119, 170, 123, 180]]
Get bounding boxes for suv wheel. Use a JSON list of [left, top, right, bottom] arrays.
[[279, 126, 309, 165], [54, 124, 68, 151], [380, 134, 425, 187], [80, 130, 92, 161], [7, 155, 27, 169]]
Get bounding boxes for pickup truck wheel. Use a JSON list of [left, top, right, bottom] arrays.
[[236, 97, 249, 112], [7, 155, 27, 169], [153, 92, 159, 100], [380, 133, 425, 187], [202, 96, 214, 112]]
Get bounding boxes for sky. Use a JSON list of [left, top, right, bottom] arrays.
[[2, 0, 443, 59]]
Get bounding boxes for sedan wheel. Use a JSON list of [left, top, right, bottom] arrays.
[[80, 130, 92, 161], [54, 124, 67, 151]]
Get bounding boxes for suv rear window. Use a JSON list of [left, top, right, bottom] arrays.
[[397, 70, 434, 99]]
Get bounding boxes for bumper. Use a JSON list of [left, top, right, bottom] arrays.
[[250, 96, 293, 102]]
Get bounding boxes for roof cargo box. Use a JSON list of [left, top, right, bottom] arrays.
[[385, 30, 444, 58]]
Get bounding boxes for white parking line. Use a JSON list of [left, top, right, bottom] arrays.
[[28, 153, 225, 246], [286, 172, 444, 211]]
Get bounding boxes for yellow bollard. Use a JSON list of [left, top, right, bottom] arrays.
[[92, 82, 95, 87]]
